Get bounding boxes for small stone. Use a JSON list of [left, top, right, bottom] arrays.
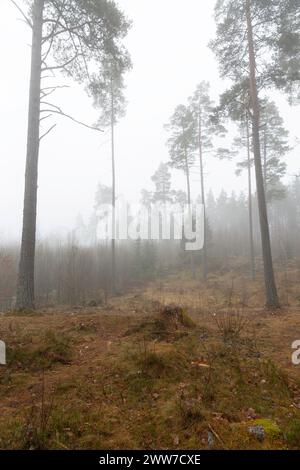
[[207, 431, 215, 447]]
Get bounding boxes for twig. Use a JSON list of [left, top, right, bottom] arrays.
[[9, 0, 32, 28], [40, 109, 103, 132], [208, 424, 227, 449], [40, 124, 57, 141]]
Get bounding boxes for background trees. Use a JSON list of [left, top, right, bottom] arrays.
[[260, 100, 289, 201], [4, 0, 298, 312], [13, 0, 131, 309], [189, 81, 227, 280], [210, 0, 299, 307], [89, 54, 132, 295], [165, 105, 197, 207], [151, 163, 173, 204]]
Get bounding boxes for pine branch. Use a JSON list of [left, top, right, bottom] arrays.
[[41, 53, 81, 72]]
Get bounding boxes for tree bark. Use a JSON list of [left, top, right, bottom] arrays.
[[110, 76, 116, 295], [184, 146, 195, 277], [198, 106, 208, 281], [263, 128, 267, 191], [184, 151, 191, 208], [246, 0, 279, 308], [246, 113, 255, 280], [16, 0, 44, 310]]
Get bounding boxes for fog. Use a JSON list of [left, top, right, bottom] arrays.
[[0, 0, 298, 242], [1, 0, 300, 454]]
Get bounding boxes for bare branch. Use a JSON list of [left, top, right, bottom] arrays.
[[9, 0, 32, 28], [40, 85, 70, 99], [40, 124, 57, 142], [40, 101, 63, 112], [40, 109, 103, 132], [40, 114, 53, 123]]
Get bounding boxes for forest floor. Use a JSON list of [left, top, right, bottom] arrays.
[[1, 265, 300, 450]]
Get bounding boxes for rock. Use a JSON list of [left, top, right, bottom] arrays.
[[207, 431, 215, 447], [248, 425, 265, 442]]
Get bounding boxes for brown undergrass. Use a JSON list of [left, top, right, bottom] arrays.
[[1, 264, 300, 449]]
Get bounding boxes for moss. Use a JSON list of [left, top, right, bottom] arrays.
[[285, 419, 300, 447], [251, 419, 281, 439], [7, 330, 73, 371]]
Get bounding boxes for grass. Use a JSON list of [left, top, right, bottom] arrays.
[[1, 267, 300, 449], [6, 330, 73, 371]]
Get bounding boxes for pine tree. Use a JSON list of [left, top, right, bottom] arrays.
[[165, 105, 198, 275], [89, 55, 132, 295], [151, 163, 172, 204], [188, 81, 227, 280], [260, 100, 289, 201], [165, 105, 197, 206], [12, 0, 131, 309], [210, 0, 299, 307], [233, 113, 256, 279]]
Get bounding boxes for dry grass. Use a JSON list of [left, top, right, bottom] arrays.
[[1, 264, 300, 449]]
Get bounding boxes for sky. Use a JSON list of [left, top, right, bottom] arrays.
[[0, 0, 299, 242]]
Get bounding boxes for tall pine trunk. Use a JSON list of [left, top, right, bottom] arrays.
[[110, 77, 116, 295], [246, 113, 255, 280], [198, 106, 207, 280], [184, 147, 195, 277], [184, 151, 191, 208], [246, 0, 279, 308], [16, 0, 44, 310], [263, 129, 267, 191]]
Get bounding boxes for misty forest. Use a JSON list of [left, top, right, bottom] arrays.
[[0, 0, 300, 452]]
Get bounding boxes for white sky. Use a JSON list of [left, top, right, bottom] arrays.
[[0, 0, 299, 241]]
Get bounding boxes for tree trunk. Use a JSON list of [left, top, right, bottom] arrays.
[[246, 0, 279, 308], [263, 129, 267, 192], [184, 147, 195, 277], [246, 113, 255, 280], [111, 76, 116, 295], [16, 0, 44, 310], [185, 154, 191, 208], [198, 106, 208, 280]]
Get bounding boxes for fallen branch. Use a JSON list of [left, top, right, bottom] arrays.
[[208, 424, 227, 449]]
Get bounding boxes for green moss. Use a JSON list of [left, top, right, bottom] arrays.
[[285, 419, 300, 447], [252, 419, 281, 439], [7, 330, 73, 371]]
